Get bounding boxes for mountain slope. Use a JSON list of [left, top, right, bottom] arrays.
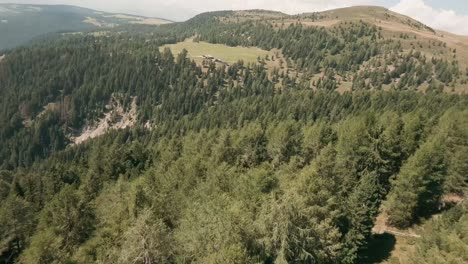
[[221, 6, 467, 66], [299, 6, 434, 31], [185, 6, 468, 93], [218, 6, 467, 64], [0, 4, 171, 50], [298, 6, 468, 69], [0, 5, 467, 264], [0, 5, 466, 164]]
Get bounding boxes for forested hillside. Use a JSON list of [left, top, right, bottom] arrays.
[[0, 4, 171, 50], [0, 6, 467, 264]]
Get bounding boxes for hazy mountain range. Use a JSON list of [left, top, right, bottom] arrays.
[[0, 4, 171, 49]]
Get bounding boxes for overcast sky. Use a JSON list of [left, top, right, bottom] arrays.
[[1, 0, 467, 35]]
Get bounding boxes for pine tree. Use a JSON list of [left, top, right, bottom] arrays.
[[342, 171, 382, 263], [386, 136, 447, 228]]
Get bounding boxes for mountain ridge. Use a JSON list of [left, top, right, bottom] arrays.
[[194, 6, 468, 77], [192, 5, 468, 37], [0, 3, 172, 50], [0, 3, 467, 264]]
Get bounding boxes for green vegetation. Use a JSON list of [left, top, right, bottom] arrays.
[[378, 202, 467, 264], [161, 39, 270, 64], [0, 5, 467, 264], [0, 4, 170, 50]]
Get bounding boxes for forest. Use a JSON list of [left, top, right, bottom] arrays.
[[0, 9, 467, 264]]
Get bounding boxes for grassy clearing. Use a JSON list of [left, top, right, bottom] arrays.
[[160, 39, 270, 64], [381, 236, 419, 264], [161, 40, 308, 90]]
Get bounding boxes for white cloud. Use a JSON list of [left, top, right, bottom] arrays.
[[391, 0, 468, 35]]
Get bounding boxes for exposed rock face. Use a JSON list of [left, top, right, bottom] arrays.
[[72, 96, 137, 144]]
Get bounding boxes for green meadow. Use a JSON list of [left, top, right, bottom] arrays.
[[160, 39, 270, 64]]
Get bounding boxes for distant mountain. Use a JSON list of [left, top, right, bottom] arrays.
[[0, 4, 172, 50]]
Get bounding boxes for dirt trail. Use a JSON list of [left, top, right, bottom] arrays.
[[372, 212, 421, 238], [383, 229, 421, 238]]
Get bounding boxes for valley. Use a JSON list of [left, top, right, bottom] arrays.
[[0, 4, 171, 50]]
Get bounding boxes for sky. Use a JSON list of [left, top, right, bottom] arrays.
[[1, 0, 467, 35]]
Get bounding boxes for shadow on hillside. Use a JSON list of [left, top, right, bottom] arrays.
[[360, 233, 396, 264]]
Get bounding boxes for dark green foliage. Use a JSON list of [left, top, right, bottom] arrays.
[[386, 137, 447, 228], [0, 195, 34, 262], [410, 202, 467, 264], [342, 171, 382, 262], [1, 96, 465, 263], [0, 9, 467, 264]]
